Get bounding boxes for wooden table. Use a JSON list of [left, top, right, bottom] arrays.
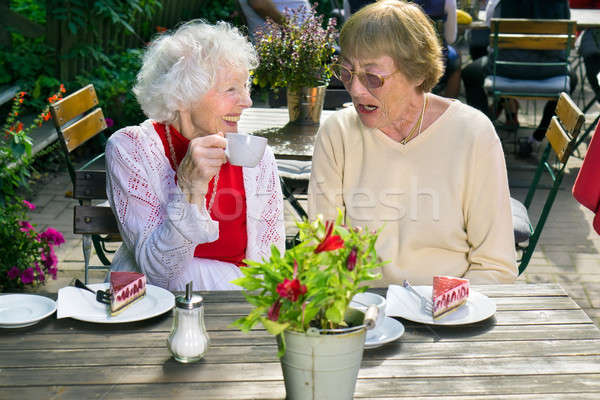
[[469, 8, 600, 30], [571, 9, 600, 30], [238, 107, 336, 160], [2, 283, 600, 399]]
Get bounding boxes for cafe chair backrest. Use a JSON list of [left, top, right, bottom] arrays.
[[516, 92, 584, 274], [485, 18, 576, 151], [50, 84, 107, 186]]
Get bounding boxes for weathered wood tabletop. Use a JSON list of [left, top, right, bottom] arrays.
[[1, 283, 600, 399], [238, 107, 336, 160]]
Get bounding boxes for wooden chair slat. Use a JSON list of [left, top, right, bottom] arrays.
[[50, 84, 99, 127], [74, 205, 119, 235], [546, 116, 571, 163], [491, 19, 574, 34], [62, 108, 107, 152], [555, 92, 585, 138], [74, 170, 108, 200], [495, 34, 569, 51]]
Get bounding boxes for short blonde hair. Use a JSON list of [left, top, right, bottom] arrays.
[[340, 0, 443, 92], [133, 20, 258, 122]]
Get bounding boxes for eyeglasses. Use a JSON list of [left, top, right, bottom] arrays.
[[331, 64, 400, 89]]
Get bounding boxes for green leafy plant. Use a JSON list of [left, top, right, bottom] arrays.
[[0, 86, 65, 206], [252, 5, 338, 90], [75, 48, 145, 133], [232, 210, 384, 352], [0, 198, 64, 292]]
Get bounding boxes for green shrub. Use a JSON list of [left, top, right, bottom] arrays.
[[75, 48, 145, 134]]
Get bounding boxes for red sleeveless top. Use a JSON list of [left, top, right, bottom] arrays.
[[153, 122, 247, 266]]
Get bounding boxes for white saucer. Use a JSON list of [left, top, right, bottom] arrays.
[[364, 316, 405, 349], [0, 294, 56, 328]]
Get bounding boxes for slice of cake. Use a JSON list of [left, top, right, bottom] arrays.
[[432, 276, 469, 319], [109, 271, 146, 315]]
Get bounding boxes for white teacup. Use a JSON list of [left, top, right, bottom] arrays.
[[351, 292, 386, 331], [224, 132, 267, 168]]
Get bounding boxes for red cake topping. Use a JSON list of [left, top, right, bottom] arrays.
[[109, 272, 146, 315], [432, 276, 469, 318], [111, 271, 143, 292]]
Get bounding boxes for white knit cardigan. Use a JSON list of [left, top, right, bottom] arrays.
[[105, 120, 285, 291]]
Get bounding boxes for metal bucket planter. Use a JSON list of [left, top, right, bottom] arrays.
[[278, 308, 366, 400], [287, 85, 327, 126]]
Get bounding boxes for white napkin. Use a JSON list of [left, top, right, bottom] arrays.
[[385, 284, 429, 320], [56, 285, 109, 319]]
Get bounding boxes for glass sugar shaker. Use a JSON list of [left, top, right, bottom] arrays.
[[167, 281, 209, 363]]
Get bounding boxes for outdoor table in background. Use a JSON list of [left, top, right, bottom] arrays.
[[468, 8, 600, 30], [1, 283, 600, 398], [238, 107, 336, 160]]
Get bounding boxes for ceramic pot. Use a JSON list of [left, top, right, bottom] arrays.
[[286, 85, 326, 126], [278, 308, 366, 400]]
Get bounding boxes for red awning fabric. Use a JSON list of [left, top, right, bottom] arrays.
[[573, 120, 600, 235]]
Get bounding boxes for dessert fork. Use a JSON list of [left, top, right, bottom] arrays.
[[402, 280, 433, 314], [74, 279, 111, 304]]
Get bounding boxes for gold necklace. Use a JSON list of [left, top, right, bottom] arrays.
[[400, 95, 428, 145], [165, 124, 220, 213]]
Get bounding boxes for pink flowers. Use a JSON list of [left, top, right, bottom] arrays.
[[314, 220, 344, 253], [41, 227, 65, 246], [21, 268, 35, 284], [19, 221, 34, 233], [7, 266, 20, 280], [22, 200, 35, 210], [41, 247, 58, 268]]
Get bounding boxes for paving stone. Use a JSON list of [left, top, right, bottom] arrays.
[[573, 297, 592, 309], [575, 258, 600, 273], [540, 252, 574, 267], [524, 273, 557, 284], [28, 193, 54, 209]]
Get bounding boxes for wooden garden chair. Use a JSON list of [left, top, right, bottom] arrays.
[[514, 92, 585, 274], [50, 84, 118, 281], [484, 18, 577, 150]]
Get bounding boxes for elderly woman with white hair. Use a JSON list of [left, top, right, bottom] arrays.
[[105, 20, 285, 291]]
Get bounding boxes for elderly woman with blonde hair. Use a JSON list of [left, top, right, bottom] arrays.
[[308, 0, 517, 285], [105, 20, 285, 291]]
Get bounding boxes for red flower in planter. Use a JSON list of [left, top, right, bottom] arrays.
[[346, 247, 358, 271], [267, 299, 282, 321], [277, 278, 307, 302], [314, 220, 344, 253]]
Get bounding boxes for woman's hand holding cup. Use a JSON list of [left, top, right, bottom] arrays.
[[177, 134, 227, 205]]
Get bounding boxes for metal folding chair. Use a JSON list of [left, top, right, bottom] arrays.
[[485, 18, 577, 151], [514, 92, 585, 274]]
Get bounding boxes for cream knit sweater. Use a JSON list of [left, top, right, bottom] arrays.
[[308, 101, 517, 286]]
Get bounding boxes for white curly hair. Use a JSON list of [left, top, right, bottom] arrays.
[[133, 20, 258, 123]]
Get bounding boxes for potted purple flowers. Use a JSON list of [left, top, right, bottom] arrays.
[[252, 5, 338, 125], [1, 199, 64, 292], [232, 211, 383, 399]]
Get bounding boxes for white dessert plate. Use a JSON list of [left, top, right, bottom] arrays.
[[67, 283, 174, 324], [385, 284, 496, 325], [0, 294, 56, 328], [364, 316, 405, 349]]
